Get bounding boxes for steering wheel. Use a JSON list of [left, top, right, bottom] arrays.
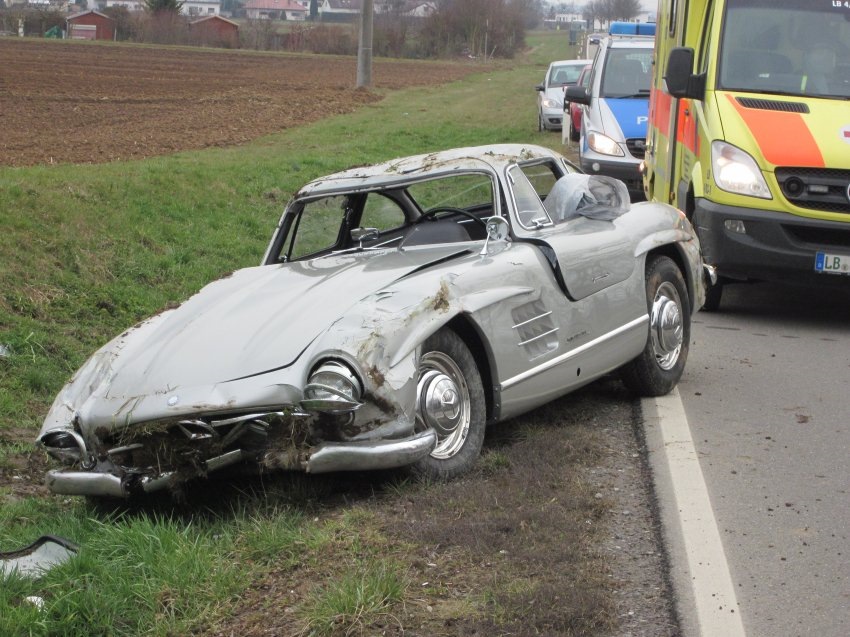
[[415, 207, 487, 227]]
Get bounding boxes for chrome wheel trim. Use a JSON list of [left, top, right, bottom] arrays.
[[650, 280, 684, 371], [416, 351, 471, 460]]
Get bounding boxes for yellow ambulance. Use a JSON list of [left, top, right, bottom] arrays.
[[645, 0, 850, 309]]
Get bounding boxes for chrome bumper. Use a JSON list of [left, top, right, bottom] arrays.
[[306, 429, 437, 473], [45, 449, 246, 498], [44, 430, 438, 497]]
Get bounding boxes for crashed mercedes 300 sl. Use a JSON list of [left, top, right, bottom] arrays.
[[38, 144, 707, 498]]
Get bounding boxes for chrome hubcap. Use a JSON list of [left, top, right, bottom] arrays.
[[650, 281, 683, 370], [416, 352, 470, 459]]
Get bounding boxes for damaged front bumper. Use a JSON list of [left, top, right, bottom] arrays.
[[41, 417, 437, 498]]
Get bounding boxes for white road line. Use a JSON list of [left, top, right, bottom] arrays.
[[643, 388, 747, 637]]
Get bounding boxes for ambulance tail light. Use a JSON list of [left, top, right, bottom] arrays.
[[711, 141, 771, 200]]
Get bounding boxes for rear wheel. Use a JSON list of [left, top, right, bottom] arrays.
[[412, 329, 485, 481], [621, 256, 690, 397]]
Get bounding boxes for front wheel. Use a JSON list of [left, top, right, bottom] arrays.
[[411, 329, 486, 481], [620, 256, 691, 397], [537, 111, 544, 132]]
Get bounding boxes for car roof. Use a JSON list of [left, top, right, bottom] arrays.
[[605, 38, 655, 49], [549, 59, 592, 67], [295, 144, 565, 197]]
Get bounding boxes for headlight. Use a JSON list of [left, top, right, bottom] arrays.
[[587, 131, 625, 157], [711, 141, 771, 199], [301, 360, 363, 414], [541, 97, 561, 109]]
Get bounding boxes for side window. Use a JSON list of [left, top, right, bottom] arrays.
[[518, 161, 562, 201], [285, 195, 347, 261], [359, 193, 406, 232], [508, 165, 551, 229], [407, 173, 494, 215]]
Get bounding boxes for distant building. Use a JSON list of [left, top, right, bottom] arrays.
[[104, 0, 145, 12], [375, 1, 436, 17], [189, 14, 238, 47], [66, 10, 115, 41], [244, 0, 308, 20], [183, 0, 220, 17], [319, 0, 361, 22], [103, 0, 221, 15]]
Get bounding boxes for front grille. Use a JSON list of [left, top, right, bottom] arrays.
[[784, 224, 850, 249], [626, 138, 646, 159], [775, 167, 850, 214]]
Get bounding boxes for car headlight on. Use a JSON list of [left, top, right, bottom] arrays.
[[587, 131, 625, 157], [301, 360, 363, 414], [711, 141, 771, 199], [541, 97, 561, 109]]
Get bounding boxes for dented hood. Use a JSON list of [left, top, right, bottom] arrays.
[[100, 246, 470, 397]]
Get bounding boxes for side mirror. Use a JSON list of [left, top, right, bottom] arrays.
[[565, 85, 590, 105], [535, 83, 544, 92], [480, 216, 510, 257], [665, 47, 705, 100]]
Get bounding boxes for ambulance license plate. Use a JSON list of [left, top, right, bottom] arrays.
[[815, 252, 850, 275]]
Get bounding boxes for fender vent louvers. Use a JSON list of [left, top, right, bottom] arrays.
[[736, 97, 809, 113], [512, 301, 559, 360]]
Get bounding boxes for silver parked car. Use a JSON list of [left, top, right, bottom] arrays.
[[536, 59, 591, 131], [38, 145, 706, 498]]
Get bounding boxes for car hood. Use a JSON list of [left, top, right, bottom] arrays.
[[544, 87, 566, 105], [100, 246, 471, 397]]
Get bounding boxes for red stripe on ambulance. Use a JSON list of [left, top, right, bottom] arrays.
[[727, 94, 825, 167]]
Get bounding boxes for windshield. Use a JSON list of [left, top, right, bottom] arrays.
[[718, 0, 850, 99], [548, 64, 585, 87], [600, 48, 652, 98]]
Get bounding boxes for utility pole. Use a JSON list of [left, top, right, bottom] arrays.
[[356, 0, 374, 88]]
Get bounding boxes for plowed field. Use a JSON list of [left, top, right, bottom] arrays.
[[0, 39, 480, 167]]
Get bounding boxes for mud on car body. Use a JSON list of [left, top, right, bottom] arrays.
[[38, 144, 707, 498]]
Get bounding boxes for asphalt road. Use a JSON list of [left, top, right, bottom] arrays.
[[675, 280, 850, 636]]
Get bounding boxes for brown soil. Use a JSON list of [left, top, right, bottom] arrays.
[[0, 38, 480, 167]]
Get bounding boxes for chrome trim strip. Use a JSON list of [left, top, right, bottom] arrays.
[[500, 315, 648, 390], [517, 327, 560, 347], [512, 310, 553, 330]]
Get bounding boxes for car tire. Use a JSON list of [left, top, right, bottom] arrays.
[[538, 112, 544, 132], [620, 255, 691, 397], [411, 329, 486, 481]]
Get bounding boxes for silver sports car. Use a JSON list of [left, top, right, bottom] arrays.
[[38, 144, 706, 498]]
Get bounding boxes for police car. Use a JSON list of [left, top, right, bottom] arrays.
[[566, 22, 655, 200]]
